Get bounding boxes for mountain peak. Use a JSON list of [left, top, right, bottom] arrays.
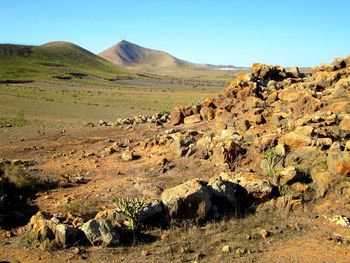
[[99, 41, 180, 68]]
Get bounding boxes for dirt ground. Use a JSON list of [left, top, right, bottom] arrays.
[[0, 123, 349, 262]]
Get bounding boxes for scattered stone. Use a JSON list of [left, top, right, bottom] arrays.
[[222, 245, 231, 253], [121, 151, 135, 161], [259, 229, 270, 238], [329, 215, 350, 227], [235, 247, 246, 255]]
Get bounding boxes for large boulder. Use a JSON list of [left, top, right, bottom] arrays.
[[161, 179, 212, 223], [81, 219, 120, 247], [208, 176, 238, 205], [207, 176, 247, 216]]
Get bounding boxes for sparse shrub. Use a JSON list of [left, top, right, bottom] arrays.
[[4, 165, 59, 191], [263, 148, 283, 177], [115, 197, 147, 243], [63, 197, 102, 220], [320, 158, 328, 171], [15, 110, 27, 126], [4, 165, 36, 189]]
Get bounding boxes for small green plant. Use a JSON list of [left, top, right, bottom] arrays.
[[15, 110, 27, 126], [115, 197, 147, 243], [320, 158, 328, 171], [263, 148, 283, 177]]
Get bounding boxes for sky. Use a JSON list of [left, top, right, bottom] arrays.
[[1, 0, 350, 67]]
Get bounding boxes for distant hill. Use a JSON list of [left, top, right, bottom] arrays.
[[99, 40, 187, 69], [0, 41, 133, 82], [99, 40, 246, 72]]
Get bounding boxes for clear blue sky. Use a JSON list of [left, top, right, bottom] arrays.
[[1, 0, 349, 67]]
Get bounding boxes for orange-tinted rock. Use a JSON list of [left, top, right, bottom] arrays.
[[170, 109, 184, 126], [328, 152, 350, 177], [339, 115, 350, 131], [184, 114, 202, 124], [200, 106, 216, 121]]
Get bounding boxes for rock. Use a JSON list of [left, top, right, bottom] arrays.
[[94, 209, 126, 228], [287, 67, 301, 78], [259, 229, 270, 238], [244, 97, 263, 110], [28, 212, 57, 242], [327, 152, 350, 177], [235, 247, 246, 255], [55, 224, 84, 247], [200, 106, 215, 121], [332, 58, 347, 70], [170, 109, 184, 126], [171, 135, 195, 157], [329, 215, 350, 227], [191, 104, 202, 115], [161, 179, 212, 223], [81, 219, 120, 247], [207, 176, 244, 216], [279, 166, 306, 186], [317, 138, 333, 149], [139, 200, 164, 223], [346, 140, 350, 151], [184, 114, 202, 124], [280, 126, 314, 148], [207, 177, 238, 206], [121, 151, 135, 161], [339, 115, 350, 131], [222, 245, 231, 253], [220, 172, 273, 200], [278, 90, 310, 102]]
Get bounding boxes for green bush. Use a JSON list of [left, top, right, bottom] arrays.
[[263, 148, 283, 177], [15, 110, 27, 126]]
